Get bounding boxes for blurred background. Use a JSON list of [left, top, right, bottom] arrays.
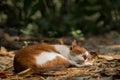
[[0, 0, 120, 37]]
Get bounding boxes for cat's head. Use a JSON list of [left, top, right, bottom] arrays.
[[69, 40, 98, 66]]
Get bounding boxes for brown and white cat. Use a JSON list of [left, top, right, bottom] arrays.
[[13, 40, 96, 74]]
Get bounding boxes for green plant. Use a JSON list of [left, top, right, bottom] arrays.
[[0, 0, 120, 37]]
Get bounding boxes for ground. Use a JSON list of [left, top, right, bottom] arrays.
[[0, 31, 120, 80]]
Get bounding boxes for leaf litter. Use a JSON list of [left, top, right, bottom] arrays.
[[0, 33, 120, 80]]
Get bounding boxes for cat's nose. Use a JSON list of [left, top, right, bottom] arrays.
[[82, 54, 87, 60]]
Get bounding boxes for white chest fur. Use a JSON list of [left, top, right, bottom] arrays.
[[53, 45, 70, 58]]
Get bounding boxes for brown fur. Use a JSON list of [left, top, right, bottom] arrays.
[[70, 45, 86, 56], [14, 43, 70, 73], [70, 40, 86, 56], [33, 56, 71, 73]]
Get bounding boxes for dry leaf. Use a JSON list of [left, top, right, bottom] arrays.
[[111, 54, 120, 60], [98, 54, 120, 60], [17, 68, 33, 77], [42, 68, 81, 76], [0, 46, 7, 55], [0, 46, 14, 58], [0, 69, 13, 78], [98, 55, 114, 60]]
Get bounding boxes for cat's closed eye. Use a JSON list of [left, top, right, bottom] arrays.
[[82, 54, 87, 60]]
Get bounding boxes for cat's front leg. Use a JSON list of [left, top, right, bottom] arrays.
[[68, 60, 83, 67]]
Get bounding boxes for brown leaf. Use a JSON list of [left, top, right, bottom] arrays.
[[0, 46, 7, 55], [98, 54, 120, 60], [0, 69, 13, 78], [42, 68, 81, 76], [98, 55, 114, 60], [0, 46, 14, 57], [17, 68, 33, 77], [3, 33, 19, 42]]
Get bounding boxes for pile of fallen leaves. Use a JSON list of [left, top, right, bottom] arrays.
[[0, 46, 120, 80], [0, 48, 120, 80], [0, 31, 120, 80]]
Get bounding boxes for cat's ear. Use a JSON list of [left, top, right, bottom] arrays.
[[72, 40, 78, 47], [70, 40, 78, 50], [58, 39, 64, 45]]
